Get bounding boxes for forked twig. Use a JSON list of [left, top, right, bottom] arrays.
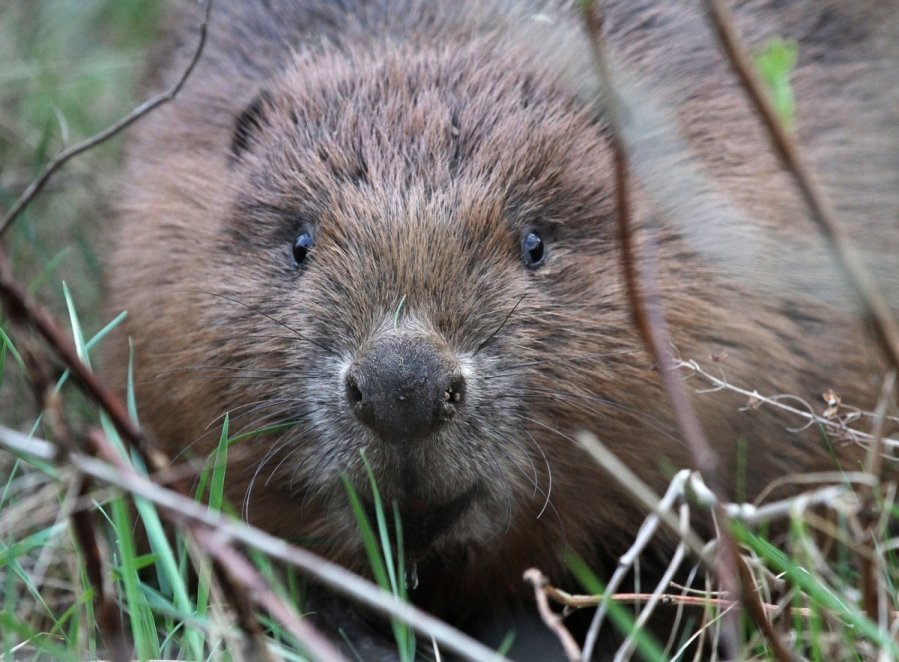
[[525, 569, 582, 662]]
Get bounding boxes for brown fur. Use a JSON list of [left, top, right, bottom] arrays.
[[107, 0, 899, 652]]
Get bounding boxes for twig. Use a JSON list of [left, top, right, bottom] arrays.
[[676, 357, 899, 450], [0, 253, 141, 446], [690, 472, 865, 526], [734, 551, 794, 661], [579, 1, 718, 486], [858, 371, 896, 623], [197, 527, 338, 662], [575, 463, 707, 651], [0, 425, 508, 662], [616, 500, 690, 661], [0, 0, 213, 240], [702, 0, 899, 372], [542, 587, 899, 620], [579, 5, 752, 658], [524, 569, 582, 662]]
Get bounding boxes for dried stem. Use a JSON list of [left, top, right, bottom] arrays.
[[524, 569, 582, 662], [197, 527, 339, 662], [703, 0, 899, 372], [541, 585, 899, 620], [14, 338, 130, 660], [734, 553, 794, 661], [0, 0, 213, 240], [676, 358, 899, 451], [0, 252, 142, 448], [858, 372, 896, 623], [578, 3, 772, 658]]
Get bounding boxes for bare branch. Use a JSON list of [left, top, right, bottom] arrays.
[[677, 358, 899, 451], [0, 252, 142, 446], [524, 568, 582, 662], [578, 4, 754, 657]]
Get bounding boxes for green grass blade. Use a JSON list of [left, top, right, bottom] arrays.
[[342, 475, 390, 590], [753, 37, 798, 129], [0, 613, 79, 661], [61, 281, 89, 368], [126, 336, 139, 425], [733, 522, 899, 657], [566, 551, 667, 662], [0, 323, 25, 371], [360, 454, 400, 598], [111, 495, 160, 659]]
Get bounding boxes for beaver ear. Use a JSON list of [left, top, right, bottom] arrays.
[[230, 89, 273, 163]]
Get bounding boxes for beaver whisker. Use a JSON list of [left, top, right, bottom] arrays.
[[157, 365, 303, 376], [265, 441, 306, 488], [204, 397, 296, 429], [506, 427, 567, 540], [185, 289, 338, 356], [524, 429, 554, 520], [244, 431, 295, 520], [473, 293, 527, 355]]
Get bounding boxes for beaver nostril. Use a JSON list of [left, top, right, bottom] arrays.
[[441, 373, 466, 421], [346, 373, 363, 408], [446, 374, 465, 403]]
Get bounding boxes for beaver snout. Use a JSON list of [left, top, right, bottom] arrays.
[[345, 337, 465, 444]]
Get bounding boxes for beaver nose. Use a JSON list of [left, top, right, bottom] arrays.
[[345, 339, 465, 444]]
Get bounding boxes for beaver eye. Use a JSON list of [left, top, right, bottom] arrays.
[[521, 230, 546, 268], [292, 230, 315, 267]]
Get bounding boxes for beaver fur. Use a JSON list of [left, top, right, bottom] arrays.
[[107, 0, 899, 656]]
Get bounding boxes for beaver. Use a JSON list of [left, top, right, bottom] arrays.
[[107, 0, 899, 656]]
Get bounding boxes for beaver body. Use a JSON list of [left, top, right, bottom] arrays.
[[108, 0, 899, 654]]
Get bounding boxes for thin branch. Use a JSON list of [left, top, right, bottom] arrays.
[[0, 252, 142, 446], [524, 569, 582, 662], [542, 587, 899, 620], [0, 425, 508, 662], [676, 358, 899, 450], [578, 4, 752, 659], [196, 527, 340, 662], [0, 0, 213, 240], [859, 371, 896, 623], [702, 0, 899, 372], [734, 551, 794, 661]]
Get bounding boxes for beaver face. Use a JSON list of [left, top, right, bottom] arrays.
[[198, 44, 629, 560]]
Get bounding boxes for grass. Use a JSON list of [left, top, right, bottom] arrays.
[[342, 454, 416, 662]]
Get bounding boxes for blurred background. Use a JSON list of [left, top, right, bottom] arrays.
[[0, 0, 164, 423]]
